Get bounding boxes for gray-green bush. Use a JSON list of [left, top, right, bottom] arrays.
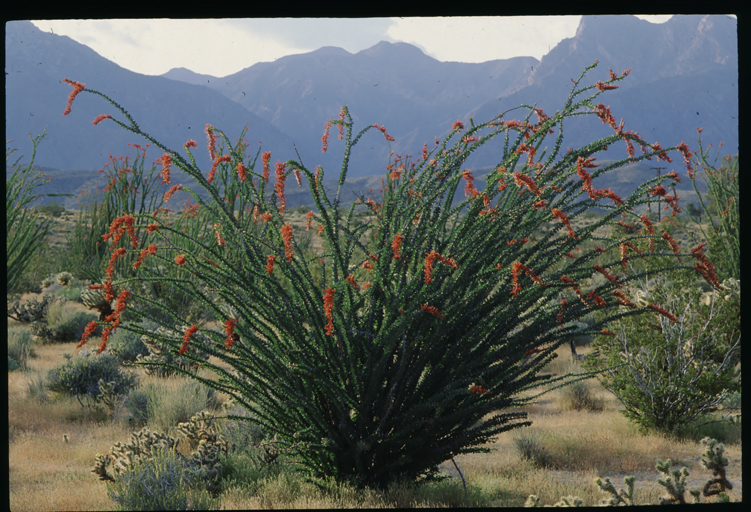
[[7, 328, 36, 370], [46, 350, 138, 408]]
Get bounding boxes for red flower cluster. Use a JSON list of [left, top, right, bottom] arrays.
[[612, 289, 635, 308], [92, 114, 111, 125], [103, 214, 139, 248], [462, 170, 480, 198], [420, 304, 445, 319], [691, 242, 721, 289], [175, 254, 187, 266], [321, 120, 332, 153], [223, 319, 237, 350], [323, 288, 335, 336], [208, 154, 231, 184], [157, 153, 172, 184], [205, 125, 217, 161], [184, 139, 197, 149], [265, 254, 277, 275], [512, 172, 542, 197], [282, 224, 294, 262], [164, 184, 183, 203], [373, 124, 395, 142], [179, 325, 199, 355], [77, 320, 99, 349], [346, 274, 360, 291], [133, 243, 158, 269], [649, 303, 679, 323], [62, 78, 85, 116], [469, 385, 489, 395], [237, 161, 248, 183], [452, 120, 465, 131], [213, 223, 226, 247], [391, 233, 405, 260], [551, 208, 577, 239], [275, 161, 287, 212], [593, 264, 621, 288], [511, 261, 543, 297], [423, 251, 458, 284], [262, 152, 271, 183]]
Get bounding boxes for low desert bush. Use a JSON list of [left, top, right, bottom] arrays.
[[107, 327, 149, 363], [558, 379, 604, 412], [7, 327, 36, 370], [512, 430, 552, 468], [46, 350, 138, 408], [141, 378, 222, 433], [31, 299, 102, 343], [105, 447, 219, 511], [25, 369, 49, 403]]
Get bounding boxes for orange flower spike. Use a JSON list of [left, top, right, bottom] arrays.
[[551, 208, 577, 239], [180, 325, 200, 355], [164, 184, 183, 202], [262, 212, 273, 223], [275, 161, 287, 212], [237, 161, 248, 183], [593, 264, 621, 287], [469, 385, 489, 395], [596, 81, 619, 91], [452, 120, 465, 131], [175, 254, 187, 266], [648, 303, 679, 324], [158, 153, 172, 184], [213, 223, 226, 247], [205, 125, 217, 161], [619, 243, 629, 269], [223, 319, 237, 350], [77, 320, 99, 348], [305, 210, 314, 231], [62, 78, 85, 116], [92, 114, 112, 125], [322, 120, 332, 153], [391, 233, 405, 260], [346, 274, 360, 291], [146, 223, 159, 233], [184, 139, 197, 149], [124, 215, 138, 248], [661, 232, 681, 259], [462, 170, 480, 198], [600, 329, 615, 336], [265, 254, 278, 275], [282, 224, 294, 262], [424, 251, 439, 284], [323, 288, 335, 336], [261, 152, 271, 184], [512, 172, 542, 196], [420, 304, 445, 319]]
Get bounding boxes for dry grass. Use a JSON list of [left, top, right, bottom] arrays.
[[9, 331, 741, 510]]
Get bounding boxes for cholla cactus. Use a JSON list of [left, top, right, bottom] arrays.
[[81, 285, 114, 321], [700, 277, 740, 306], [92, 416, 229, 493], [56, 271, 74, 286], [595, 475, 636, 506], [7, 294, 58, 323], [656, 459, 691, 505], [700, 437, 733, 499], [41, 275, 56, 289]]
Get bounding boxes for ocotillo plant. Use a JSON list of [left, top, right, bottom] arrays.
[[683, 131, 739, 282], [6, 132, 52, 297], [65, 62, 720, 490]]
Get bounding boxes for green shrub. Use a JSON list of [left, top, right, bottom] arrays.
[[7, 327, 36, 370], [8, 356, 21, 371], [558, 379, 604, 412], [105, 448, 219, 511], [142, 378, 222, 433], [31, 299, 101, 343], [586, 268, 741, 436], [512, 431, 551, 468], [118, 387, 150, 428], [37, 201, 66, 218], [54, 284, 82, 302], [25, 369, 49, 403], [107, 328, 149, 363], [46, 350, 138, 408]]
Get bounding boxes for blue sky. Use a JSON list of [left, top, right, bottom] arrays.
[[28, 16, 678, 77]]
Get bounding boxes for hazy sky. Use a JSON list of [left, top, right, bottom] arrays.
[[28, 16, 676, 77]]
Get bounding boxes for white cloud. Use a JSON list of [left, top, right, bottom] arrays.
[[30, 16, 690, 76]]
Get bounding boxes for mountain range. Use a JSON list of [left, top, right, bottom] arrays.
[[6, 16, 737, 210]]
